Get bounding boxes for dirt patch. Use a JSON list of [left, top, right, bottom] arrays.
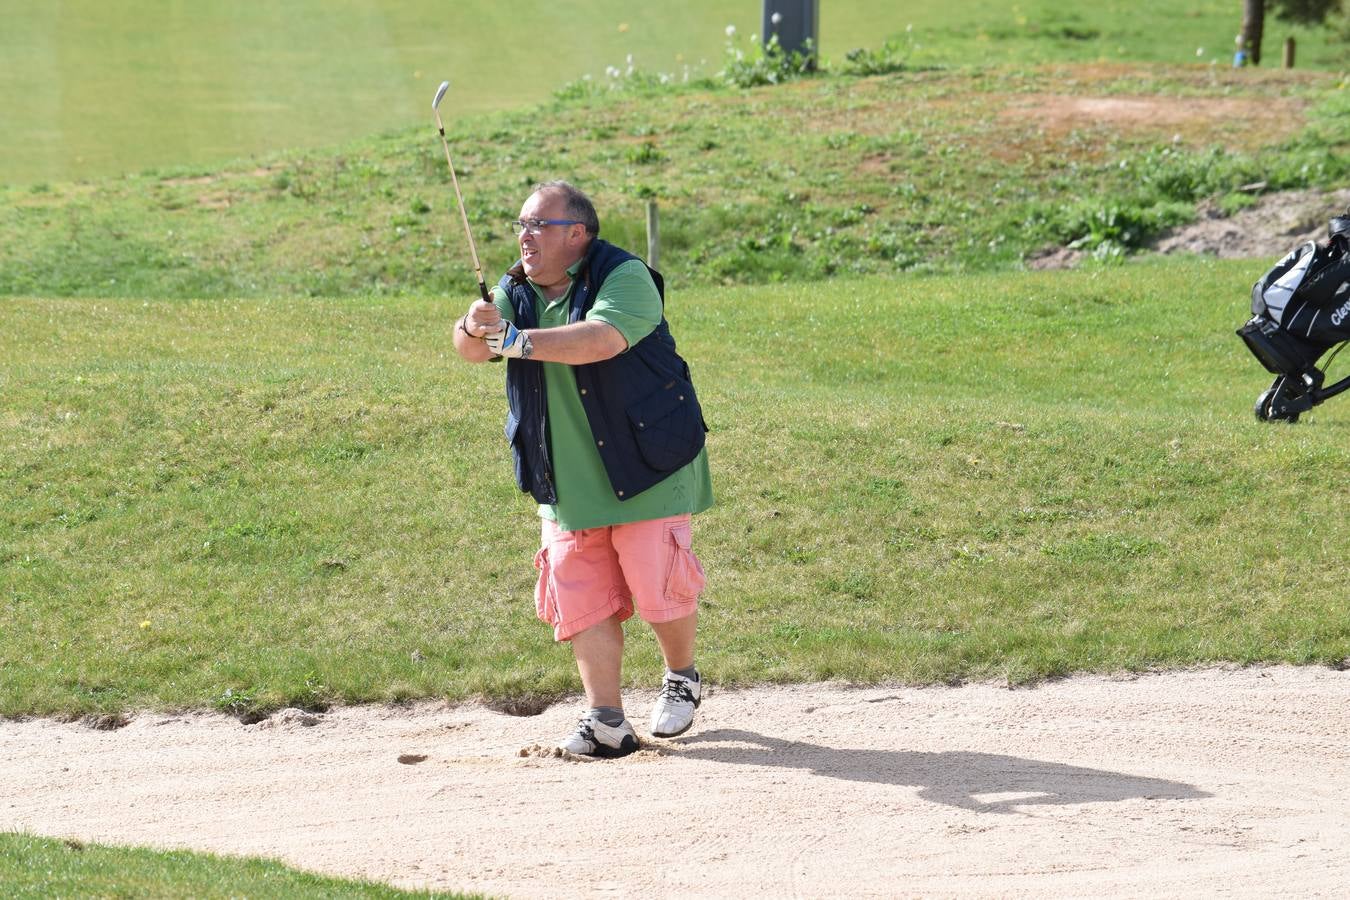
[[1000, 93, 1306, 150], [2, 666, 1347, 898], [160, 166, 279, 187], [160, 174, 218, 187], [1151, 187, 1350, 259], [1026, 245, 1089, 270], [80, 713, 130, 731], [481, 693, 563, 717], [1029, 188, 1350, 270]]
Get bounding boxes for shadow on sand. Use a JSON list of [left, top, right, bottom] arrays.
[[676, 729, 1210, 813]]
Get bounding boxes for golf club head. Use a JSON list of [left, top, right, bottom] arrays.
[[432, 81, 450, 111]]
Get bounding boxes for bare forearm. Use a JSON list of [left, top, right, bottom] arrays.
[[453, 315, 496, 362], [518, 320, 626, 365]]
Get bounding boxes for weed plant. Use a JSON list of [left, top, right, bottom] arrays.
[[719, 30, 821, 88]]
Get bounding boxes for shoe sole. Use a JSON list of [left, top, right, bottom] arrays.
[[650, 721, 693, 738], [583, 735, 640, 759]]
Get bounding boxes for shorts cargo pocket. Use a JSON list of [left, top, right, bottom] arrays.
[[664, 523, 706, 604], [533, 546, 558, 626]]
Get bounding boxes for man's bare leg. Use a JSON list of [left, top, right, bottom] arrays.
[[569, 614, 625, 709], [650, 611, 697, 672], [558, 614, 639, 757]]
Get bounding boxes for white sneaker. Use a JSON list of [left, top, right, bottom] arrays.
[[558, 713, 639, 758], [650, 671, 702, 737]]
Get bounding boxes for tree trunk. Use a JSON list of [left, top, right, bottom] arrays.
[[1240, 0, 1265, 65]]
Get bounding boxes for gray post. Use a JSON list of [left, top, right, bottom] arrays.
[[762, 0, 819, 67], [645, 200, 660, 270], [1283, 37, 1296, 69]]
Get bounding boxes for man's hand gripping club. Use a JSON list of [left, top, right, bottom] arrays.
[[483, 321, 533, 359], [461, 299, 501, 338], [457, 299, 522, 362]]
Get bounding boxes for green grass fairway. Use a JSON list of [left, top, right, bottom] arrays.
[[3, 0, 1346, 185], [0, 832, 477, 899], [4, 260, 1348, 718]]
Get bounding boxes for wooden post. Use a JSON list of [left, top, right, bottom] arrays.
[[1239, 0, 1264, 66], [1283, 37, 1295, 69], [645, 200, 660, 270]]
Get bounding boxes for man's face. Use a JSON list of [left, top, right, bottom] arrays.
[[517, 189, 587, 285]]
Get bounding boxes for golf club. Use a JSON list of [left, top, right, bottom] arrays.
[[432, 80, 490, 304]]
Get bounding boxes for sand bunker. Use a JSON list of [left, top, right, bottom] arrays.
[[2, 665, 1347, 897]]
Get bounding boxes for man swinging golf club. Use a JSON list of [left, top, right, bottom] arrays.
[[451, 179, 713, 757]]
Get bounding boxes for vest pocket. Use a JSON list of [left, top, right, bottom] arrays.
[[626, 377, 705, 472]]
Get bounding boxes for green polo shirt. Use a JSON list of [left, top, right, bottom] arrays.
[[491, 256, 713, 531]]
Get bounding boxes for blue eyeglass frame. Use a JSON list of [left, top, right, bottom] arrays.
[[510, 218, 584, 235]]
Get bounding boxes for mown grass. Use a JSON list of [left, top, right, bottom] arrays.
[[4, 0, 1345, 186], [0, 0, 760, 187], [3, 61, 1347, 300], [4, 259, 1348, 719], [0, 832, 477, 899]]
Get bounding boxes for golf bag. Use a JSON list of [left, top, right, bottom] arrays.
[[1237, 207, 1350, 422]]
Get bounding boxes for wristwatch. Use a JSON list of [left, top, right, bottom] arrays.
[[518, 332, 534, 360]]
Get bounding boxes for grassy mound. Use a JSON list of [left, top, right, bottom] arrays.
[[2, 63, 1347, 299]]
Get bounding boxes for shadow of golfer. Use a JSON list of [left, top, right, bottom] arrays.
[[676, 729, 1209, 813]]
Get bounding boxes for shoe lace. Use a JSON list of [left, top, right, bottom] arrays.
[[657, 677, 695, 704], [574, 718, 597, 741]]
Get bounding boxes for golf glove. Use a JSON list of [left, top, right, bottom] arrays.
[[484, 322, 533, 359]]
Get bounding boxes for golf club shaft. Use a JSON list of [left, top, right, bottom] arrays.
[[432, 100, 490, 304], [437, 132, 490, 304]]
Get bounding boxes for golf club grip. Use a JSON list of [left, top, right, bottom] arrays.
[[477, 280, 490, 303]]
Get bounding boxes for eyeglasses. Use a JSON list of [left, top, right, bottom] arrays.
[[510, 218, 583, 236]]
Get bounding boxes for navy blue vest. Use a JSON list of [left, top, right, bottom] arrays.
[[500, 239, 707, 504]]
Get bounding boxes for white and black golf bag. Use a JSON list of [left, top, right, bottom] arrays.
[[1238, 207, 1350, 422]]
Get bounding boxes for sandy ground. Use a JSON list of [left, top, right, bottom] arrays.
[[2, 665, 1348, 898]]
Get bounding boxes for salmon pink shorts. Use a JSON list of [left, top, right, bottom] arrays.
[[534, 514, 706, 641]]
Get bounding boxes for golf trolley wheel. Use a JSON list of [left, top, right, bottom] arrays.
[[1254, 387, 1299, 423]]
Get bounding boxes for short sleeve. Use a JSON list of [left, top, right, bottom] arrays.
[[584, 259, 661, 348]]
